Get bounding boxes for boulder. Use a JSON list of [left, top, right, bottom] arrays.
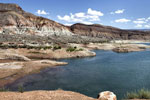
[[97, 91, 117, 100]]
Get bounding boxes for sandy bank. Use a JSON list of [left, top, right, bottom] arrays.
[[0, 90, 96, 100], [0, 60, 67, 87], [0, 47, 95, 87], [80, 41, 150, 53]]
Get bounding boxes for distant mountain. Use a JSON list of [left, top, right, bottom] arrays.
[[128, 29, 150, 31], [0, 3, 150, 40], [70, 23, 150, 40], [137, 29, 150, 31]]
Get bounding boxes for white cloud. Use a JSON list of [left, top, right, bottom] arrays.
[[133, 17, 150, 28], [111, 9, 125, 14], [135, 24, 143, 28], [145, 25, 150, 28], [57, 8, 103, 25], [86, 15, 100, 21], [87, 8, 104, 16], [57, 15, 71, 22], [133, 20, 146, 24], [137, 18, 146, 21], [115, 9, 125, 14], [81, 21, 93, 25], [115, 18, 131, 23], [147, 17, 150, 20], [74, 12, 85, 18], [36, 10, 49, 15]]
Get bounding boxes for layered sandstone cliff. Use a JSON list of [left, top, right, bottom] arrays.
[[0, 3, 150, 40], [70, 23, 150, 40], [0, 3, 73, 36]]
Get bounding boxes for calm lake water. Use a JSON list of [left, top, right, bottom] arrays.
[[7, 50, 150, 99]]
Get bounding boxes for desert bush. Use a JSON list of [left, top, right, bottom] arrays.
[[18, 85, 24, 93], [76, 48, 84, 51], [125, 89, 150, 99], [66, 46, 77, 52], [43, 46, 52, 50], [66, 46, 84, 52], [53, 45, 61, 50]]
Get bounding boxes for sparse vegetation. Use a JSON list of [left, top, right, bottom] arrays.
[[0, 43, 53, 50], [53, 45, 61, 50], [76, 48, 84, 51], [28, 51, 46, 54], [66, 46, 84, 52], [66, 46, 77, 52], [99, 40, 110, 43], [0, 87, 9, 92], [125, 89, 150, 99]]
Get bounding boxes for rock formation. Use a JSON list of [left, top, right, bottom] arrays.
[[0, 3, 73, 36], [0, 3, 150, 41], [70, 23, 150, 40]]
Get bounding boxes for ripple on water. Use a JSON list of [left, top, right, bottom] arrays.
[[6, 50, 150, 100]]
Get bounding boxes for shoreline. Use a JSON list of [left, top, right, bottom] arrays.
[[0, 40, 150, 88], [0, 40, 150, 100], [0, 46, 96, 88]]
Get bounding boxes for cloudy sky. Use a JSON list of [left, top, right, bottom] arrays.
[[1, 0, 150, 29]]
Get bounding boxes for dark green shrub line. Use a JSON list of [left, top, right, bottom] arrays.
[[0, 87, 9, 92], [53, 45, 61, 50], [0, 44, 53, 50], [0, 86, 25, 93]]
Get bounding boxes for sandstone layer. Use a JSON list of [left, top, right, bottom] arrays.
[[1, 3, 150, 41], [71, 23, 150, 40], [0, 3, 72, 36]]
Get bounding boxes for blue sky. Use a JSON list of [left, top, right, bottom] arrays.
[[0, 0, 150, 29]]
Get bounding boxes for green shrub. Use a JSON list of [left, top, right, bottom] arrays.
[[138, 89, 150, 99], [76, 48, 84, 51], [27, 46, 34, 49], [18, 85, 24, 93], [53, 45, 61, 50], [126, 91, 138, 99], [66, 46, 77, 52], [125, 89, 150, 99], [66, 46, 84, 52], [43, 46, 52, 50]]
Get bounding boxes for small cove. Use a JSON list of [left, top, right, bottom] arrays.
[[6, 49, 150, 100]]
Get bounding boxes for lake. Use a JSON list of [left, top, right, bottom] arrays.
[[7, 50, 150, 99]]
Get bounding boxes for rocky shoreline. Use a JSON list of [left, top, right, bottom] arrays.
[[0, 39, 149, 88], [0, 3, 150, 100], [0, 38, 149, 100], [0, 46, 95, 88]]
